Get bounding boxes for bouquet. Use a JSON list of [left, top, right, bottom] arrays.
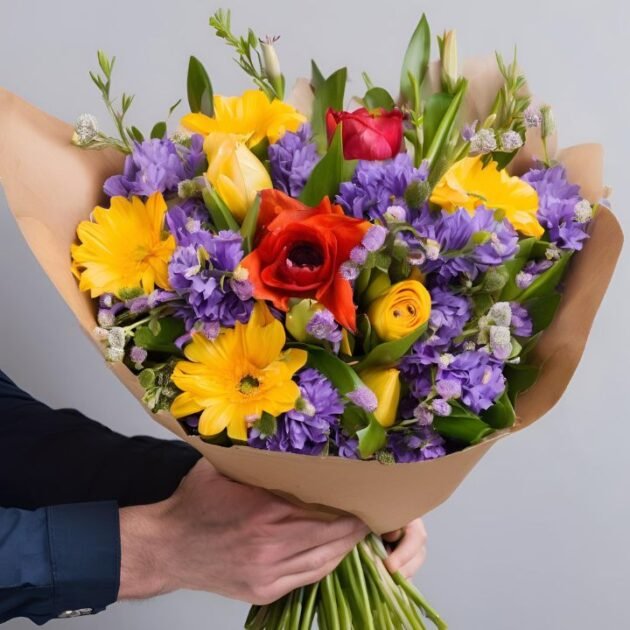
[[0, 9, 622, 630]]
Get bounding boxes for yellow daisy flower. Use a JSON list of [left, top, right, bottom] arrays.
[[430, 156, 544, 238], [181, 89, 306, 147], [71, 193, 175, 298], [170, 302, 307, 440]]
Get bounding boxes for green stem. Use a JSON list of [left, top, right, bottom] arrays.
[[337, 556, 368, 625], [332, 571, 352, 629], [277, 591, 294, 630], [321, 574, 340, 630], [318, 601, 329, 630], [299, 583, 320, 630], [288, 587, 304, 630], [350, 547, 376, 630]]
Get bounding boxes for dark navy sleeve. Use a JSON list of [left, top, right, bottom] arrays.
[[0, 502, 120, 625], [0, 370, 201, 624]]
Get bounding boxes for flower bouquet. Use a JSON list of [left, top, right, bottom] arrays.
[[0, 9, 623, 630]]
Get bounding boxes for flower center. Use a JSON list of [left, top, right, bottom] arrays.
[[239, 375, 260, 395], [393, 304, 416, 318], [286, 242, 324, 269]]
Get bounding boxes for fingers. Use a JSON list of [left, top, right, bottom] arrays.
[[384, 519, 427, 576], [382, 528, 404, 544], [398, 545, 427, 579]]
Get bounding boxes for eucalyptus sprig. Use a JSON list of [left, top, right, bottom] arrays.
[[209, 9, 284, 101]]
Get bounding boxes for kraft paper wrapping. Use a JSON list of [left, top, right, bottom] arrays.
[[0, 64, 623, 533]]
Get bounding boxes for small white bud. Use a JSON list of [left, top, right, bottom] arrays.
[[574, 199, 593, 223]]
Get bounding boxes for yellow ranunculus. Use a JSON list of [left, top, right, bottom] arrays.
[[359, 368, 401, 428], [181, 89, 306, 147], [367, 280, 431, 342], [205, 133, 272, 223], [171, 302, 307, 440], [430, 156, 544, 238]]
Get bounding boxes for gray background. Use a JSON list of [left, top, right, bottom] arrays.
[[1, 0, 628, 628]]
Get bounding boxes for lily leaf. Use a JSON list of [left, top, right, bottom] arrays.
[[311, 67, 347, 152], [517, 252, 573, 302], [134, 317, 185, 354], [300, 125, 350, 206], [499, 237, 538, 300], [423, 93, 453, 154], [311, 59, 326, 90], [504, 363, 540, 405], [481, 390, 516, 429], [305, 344, 364, 394], [356, 323, 427, 371], [400, 14, 431, 110], [187, 56, 214, 116], [356, 413, 387, 459], [240, 195, 261, 254], [202, 187, 240, 232], [433, 402, 494, 445], [526, 292, 563, 333], [363, 87, 396, 111]]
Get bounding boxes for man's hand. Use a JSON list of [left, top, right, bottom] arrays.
[[118, 460, 369, 605], [382, 519, 428, 579]]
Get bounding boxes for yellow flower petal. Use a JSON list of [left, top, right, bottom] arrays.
[[171, 391, 204, 418]]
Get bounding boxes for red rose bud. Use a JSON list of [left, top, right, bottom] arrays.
[[325, 107, 404, 161]]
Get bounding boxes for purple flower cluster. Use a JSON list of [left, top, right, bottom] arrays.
[[337, 153, 429, 221], [522, 164, 590, 251], [104, 135, 205, 198], [249, 369, 344, 455], [168, 229, 254, 335], [427, 287, 472, 349], [388, 427, 446, 463], [268, 124, 320, 197], [413, 206, 519, 282]]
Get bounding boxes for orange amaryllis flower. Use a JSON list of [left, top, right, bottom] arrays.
[[240, 190, 370, 331]]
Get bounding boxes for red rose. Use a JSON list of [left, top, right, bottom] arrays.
[[326, 107, 404, 161], [241, 190, 370, 331]]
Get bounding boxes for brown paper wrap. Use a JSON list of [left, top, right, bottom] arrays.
[[0, 65, 622, 533]]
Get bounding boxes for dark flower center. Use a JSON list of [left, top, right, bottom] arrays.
[[239, 375, 260, 394], [287, 242, 324, 269]]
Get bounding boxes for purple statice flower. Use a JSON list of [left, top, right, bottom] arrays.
[[427, 287, 472, 349], [510, 303, 533, 337], [436, 350, 505, 414], [168, 230, 254, 330], [347, 386, 378, 412], [307, 309, 343, 352], [400, 342, 441, 400], [268, 123, 320, 197], [249, 369, 344, 455], [412, 206, 518, 281], [388, 427, 446, 463], [125, 289, 179, 314], [166, 199, 211, 248], [334, 427, 360, 459], [104, 136, 203, 197], [432, 399, 452, 416], [362, 225, 388, 252], [522, 164, 589, 251], [337, 153, 428, 221], [180, 134, 206, 177], [516, 259, 553, 289]]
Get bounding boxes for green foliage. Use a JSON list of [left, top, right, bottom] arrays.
[[240, 195, 261, 254], [202, 186, 240, 232], [134, 317, 185, 354], [400, 14, 431, 111], [356, 323, 427, 371], [481, 390, 516, 429], [433, 402, 494, 444], [187, 56, 214, 116], [311, 67, 348, 152], [363, 87, 396, 111]]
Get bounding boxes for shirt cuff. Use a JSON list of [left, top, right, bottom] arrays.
[[46, 501, 120, 617]]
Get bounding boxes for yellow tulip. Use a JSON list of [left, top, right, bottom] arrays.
[[204, 133, 272, 223], [430, 156, 544, 238], [182, 89, 306, 147], [360, 368, 401, 428], [367, 280, 431, 342]]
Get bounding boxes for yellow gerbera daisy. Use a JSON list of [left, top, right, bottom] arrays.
[[181, 89, 306, 147], [71, 193, 175, 298], [170, 302, 307, 440], [430, 156, 544, 238]]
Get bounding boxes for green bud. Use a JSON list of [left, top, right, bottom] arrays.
[[471, 230, 492, 246], [482, 266, 509, 292], [404, 180, 432, 209], [376, 450, 396, 465], [540, 104, 555, 140], [363, 270, 392, 305], [285, 299, 321, 342], [118, 286, 144, 300]]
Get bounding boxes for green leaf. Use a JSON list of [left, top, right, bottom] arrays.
[[148, 317, 161, 336], [504, 363, 539, 404], [356, 413, 387, 459], [499, 237, 537, 300], [299, 125, 347, 206], [363, 87, 396, 111], [423, 93, 453, 154], [138, 368, 156, 389], [481, 390, 516, 429], [202, 187, 240, 232], [356, 323, 427, 371], [311, 59, 325, 90], [252, 411, 277, 439], [305, 344, 365, 395], [525, 292, 563, 333], [187, 56, 214, 116], [311, 67, 347, 152], [433, 402, 494, 445], [150, 121, 167, 139], [517, 252, 573, 302], [129, 126, 145, 143], [400, 14, 431, 110], [134, 317, 185, 354], [168, 98, 182, 116], [240, 195, 261, 254]]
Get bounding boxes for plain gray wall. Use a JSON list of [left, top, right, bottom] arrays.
[[1, 0, 628, 628]]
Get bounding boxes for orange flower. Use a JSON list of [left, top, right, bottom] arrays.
[[240, 190, 370, 331]]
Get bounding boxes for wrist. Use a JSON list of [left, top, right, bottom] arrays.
[[118, 499, 176, 600]]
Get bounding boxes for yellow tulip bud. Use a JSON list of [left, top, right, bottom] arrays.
[[367, 280, 431, 341], [359, 368, 401, 427], [204, 132, 272, 223], [440, 30, 458, 90]]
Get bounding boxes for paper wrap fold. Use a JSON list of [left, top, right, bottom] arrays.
[[0, 63, 622, 533]]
